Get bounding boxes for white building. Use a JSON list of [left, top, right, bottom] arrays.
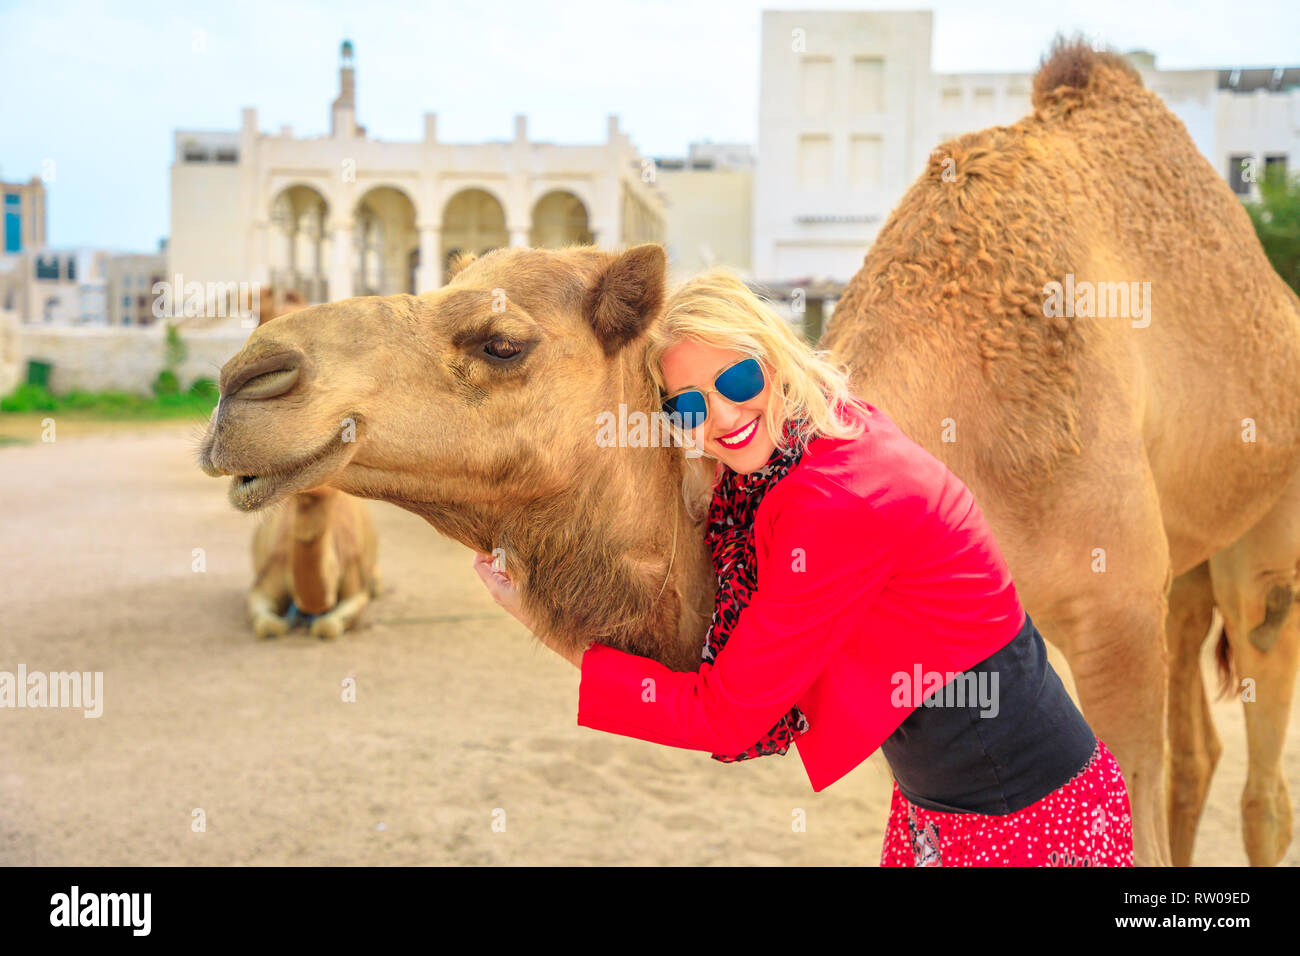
[[754, 9, 1300, 284], [168, 40, 665, 314]]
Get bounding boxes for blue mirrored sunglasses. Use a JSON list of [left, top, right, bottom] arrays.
[[660, 357, 765, 431]]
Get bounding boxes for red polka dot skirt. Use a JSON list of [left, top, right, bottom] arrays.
[[880, 738, 1134, 866]]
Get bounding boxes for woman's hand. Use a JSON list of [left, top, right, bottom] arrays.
[[472, 551, 587, 668], [472, 550, 530, 626]]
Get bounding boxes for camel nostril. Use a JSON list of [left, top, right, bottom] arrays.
[[230, 364, 301, 402], [221, 350, 306, 401]]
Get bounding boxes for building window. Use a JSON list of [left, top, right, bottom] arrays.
[[851, 57, 885, 113], [4, 193, 19, 252], [36, 256, 60, 280], [798, 134, 833, 189], [67, 257, 77, 281], [1265, 154, 1288, 182], [849, 135, 883, 190], [214, 148, 238, 163], [800, 56, 833, 116], [973, 87, 995, 109], [183, 148, 210, 162], [1228, 154, 1253, 195]]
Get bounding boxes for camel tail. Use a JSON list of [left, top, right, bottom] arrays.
[[1032, 34, 1144, 112], [1214, 624, 1236, 702]]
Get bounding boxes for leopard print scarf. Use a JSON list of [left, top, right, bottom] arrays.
[[703, 416, 812, 762]]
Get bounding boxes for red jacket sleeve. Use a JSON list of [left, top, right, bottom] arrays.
[[576, 479, 896, 754]]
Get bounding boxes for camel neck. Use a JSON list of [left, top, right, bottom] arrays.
[[290, 516, 334, 613], [292, 495, 335, 542], [504, 349, 714, 670], [512, 447, 712, 672]]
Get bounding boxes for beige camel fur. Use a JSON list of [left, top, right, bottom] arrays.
[[199, 40, 1300, 865]]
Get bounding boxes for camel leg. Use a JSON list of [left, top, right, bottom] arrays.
[[1025, 457, 1173, 866], [309, 591, 371, 641], [1207, 471, 1300, 866], [1165, 561, 1222, 866], [248, 588, 289, 639], [1052, 588, 1171, 866]]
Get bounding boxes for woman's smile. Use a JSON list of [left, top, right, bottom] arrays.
[[715, 416, 760, 449]]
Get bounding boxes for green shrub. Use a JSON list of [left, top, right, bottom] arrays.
[[151, 368, 180, 397], [59, 389, 99, 410], [0, 383, 57, 412], [1245, 167, 1300, 296], [164, 322, 189, 371], [1, 379, 218, 419], [187, 377, 218, 401]]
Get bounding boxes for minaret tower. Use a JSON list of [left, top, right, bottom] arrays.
[[331, 40, 358, 138]]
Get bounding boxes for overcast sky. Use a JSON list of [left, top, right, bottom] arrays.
[[2, 0, 1297, 252]]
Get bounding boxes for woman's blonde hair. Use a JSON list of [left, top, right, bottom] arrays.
[[645, 268, 868, 516]]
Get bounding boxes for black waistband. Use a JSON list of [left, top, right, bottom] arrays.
[[879, 612, 1097, 815]]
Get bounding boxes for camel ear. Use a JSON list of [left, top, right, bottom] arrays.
[[257, 287, 280, 327], [583, 244, 666, 356], [257, 288, 306, 327], [447, 251, 478, 281]]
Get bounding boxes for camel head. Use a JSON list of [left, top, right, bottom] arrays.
[[198, 243, 714, 669]]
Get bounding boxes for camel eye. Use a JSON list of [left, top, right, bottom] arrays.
[[484, 338, 523, 360]]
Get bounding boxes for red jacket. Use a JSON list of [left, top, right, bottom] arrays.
[[576, 401, 1027, 792]]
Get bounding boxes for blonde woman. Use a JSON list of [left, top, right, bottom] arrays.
[[474, 268, 1134, 867]]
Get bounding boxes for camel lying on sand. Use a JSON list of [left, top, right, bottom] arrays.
[[244, 292, 381, 639], [198, 41, 1300, 865], [247, 484, 380, 639]]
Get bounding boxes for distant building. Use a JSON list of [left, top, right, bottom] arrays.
[[0, 172, 167, 328], [104, 252, 167, 326], [2, 176, 47, 257], [654, 142, 755, 279], [673, 142, 756, 170], [754, 9, 1300, 285], [1, 248, 109, 325], [168, 40, 666, 313]]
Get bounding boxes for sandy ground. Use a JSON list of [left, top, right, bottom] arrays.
[[0, 418, 1296, 866]]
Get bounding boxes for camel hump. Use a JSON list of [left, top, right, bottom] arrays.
[[1031, 34, 1143, 112]]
